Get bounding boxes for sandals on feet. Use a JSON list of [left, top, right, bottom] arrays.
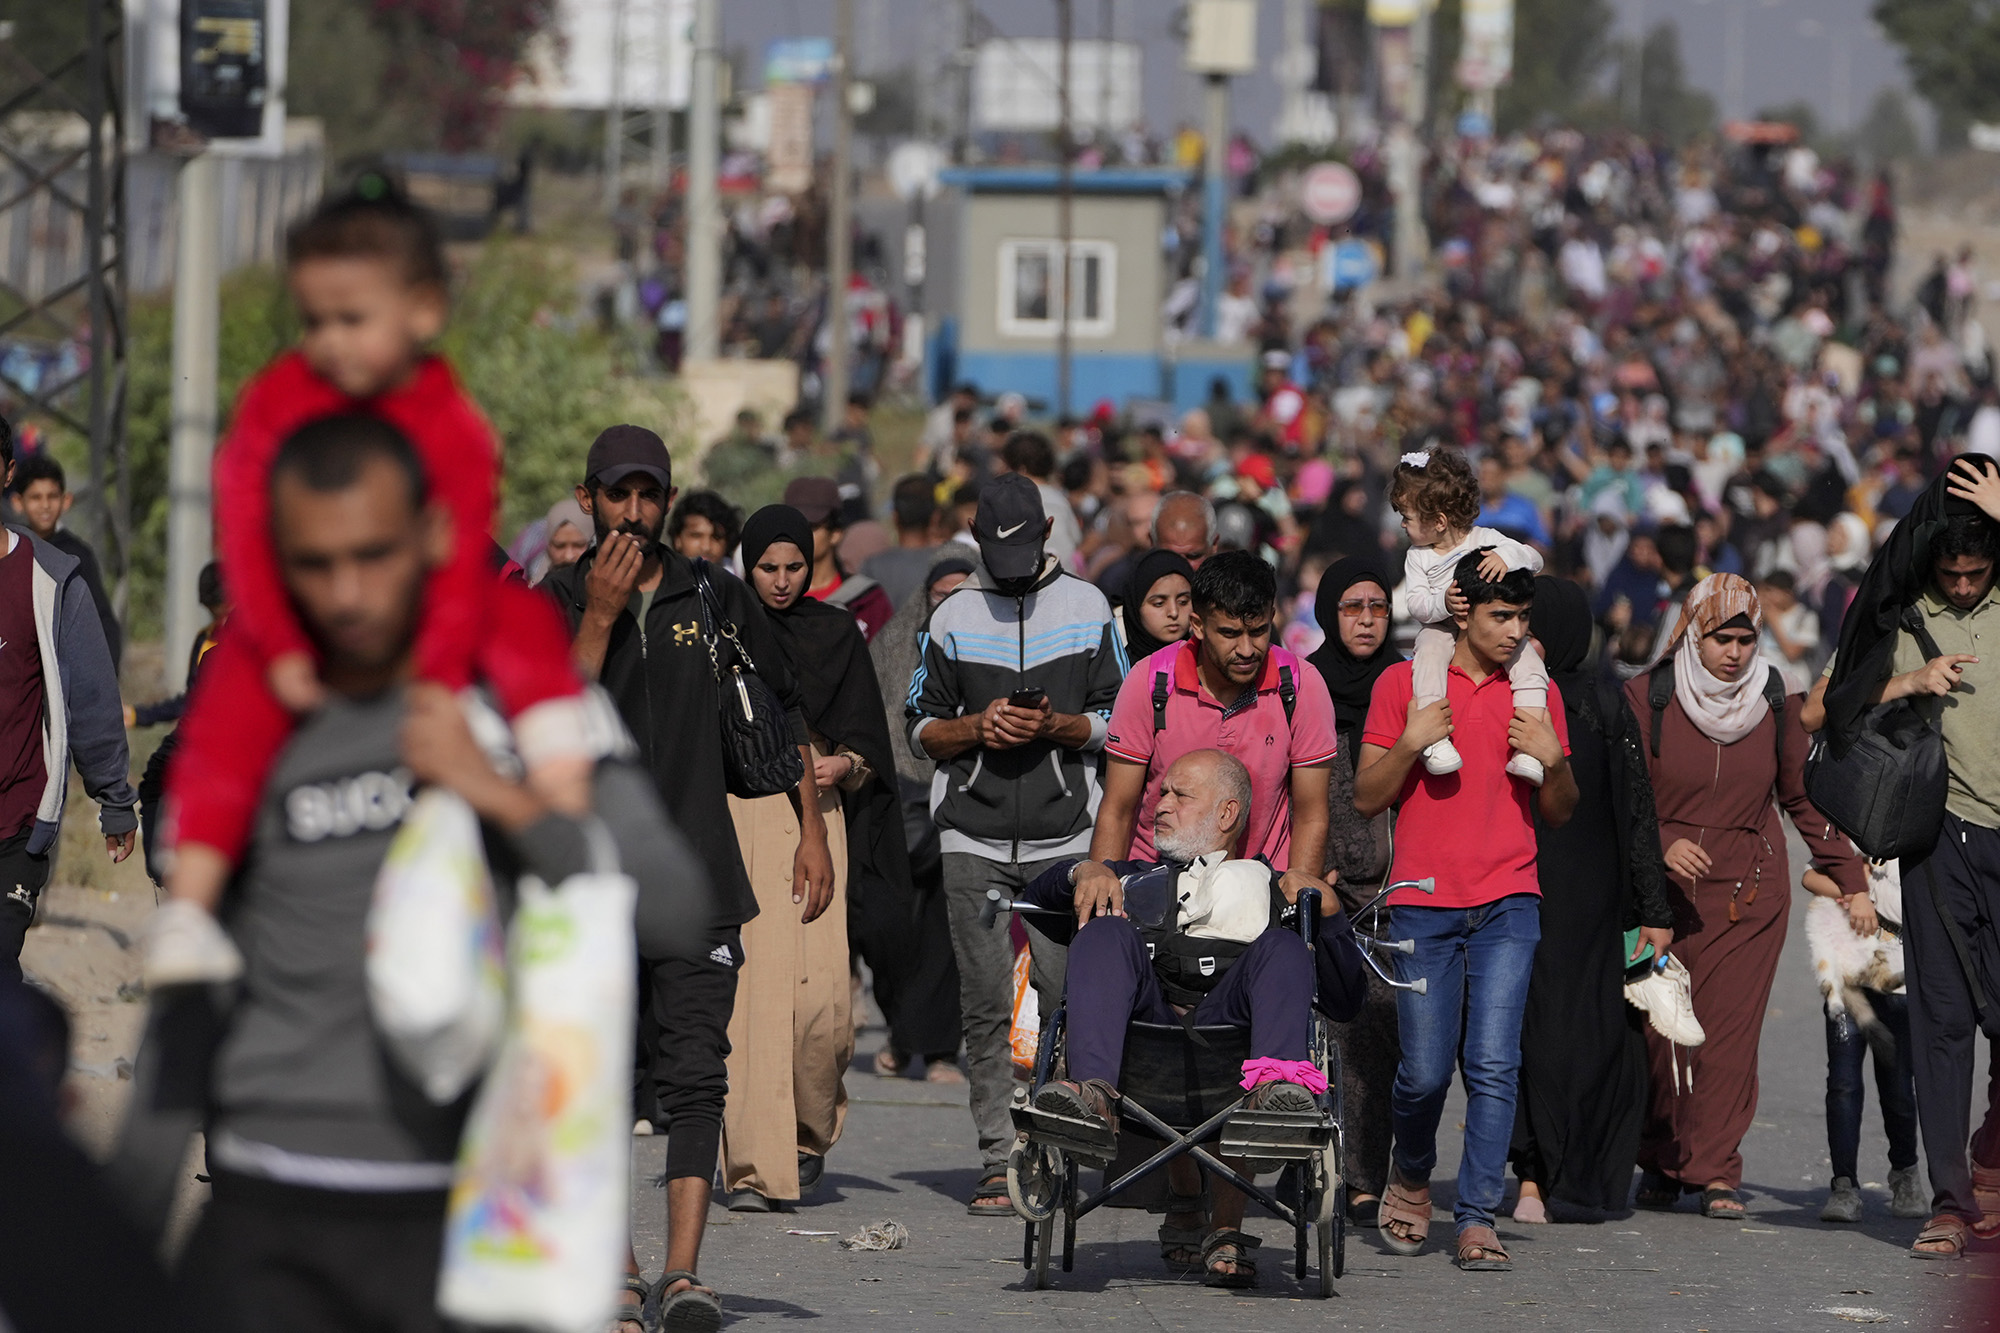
[[1973, 1161, 2000, 1237], [608, 1275, 649, 1333], [1700, 1187, 1744, 1219], [873, 1048, 908, 1078], [1200, 1228, 1262, 1289], [1345, 1192, 1381, 1226], [1456, 1225, 1512, 1271], [968, 1170, 1014, 1216], [656, 1271, 722, 1333], [1912, 1212, 1973, 1260], [1378, 1169, 1433, 1256], [1158, 1186, 1208, 1270]]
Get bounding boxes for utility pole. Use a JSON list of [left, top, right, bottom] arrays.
[[684, 0, 721, 360], [165, 154, 220, 688], [954, 0, 975, 162], [1389, 2, 1431, 284], [823, 0, 856, 431], [603, 0, 628, 211], [1099, 0, 1115, 147], [1056, 0, 1074, 417], [1199, 73, 1228, 335]]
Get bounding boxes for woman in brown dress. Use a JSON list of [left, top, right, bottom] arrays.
[[1624, 573, 1863, 1219]]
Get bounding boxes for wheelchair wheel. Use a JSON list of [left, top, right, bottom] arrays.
[[1008, 1136, 1064, 1223], [1031, 1215, 1054, 1290]]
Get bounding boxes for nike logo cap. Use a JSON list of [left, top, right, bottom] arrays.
[[972, 472, 1047, 581]]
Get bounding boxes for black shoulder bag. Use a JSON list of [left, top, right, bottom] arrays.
[[692, 561, 806, 799], [1803, 605, 1950, 860]]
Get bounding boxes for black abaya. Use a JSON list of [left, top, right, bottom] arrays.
[[1510, 577, 1672, 1211]]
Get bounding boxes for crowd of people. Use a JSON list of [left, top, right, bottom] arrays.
[[4, 121, 2000, 1332]]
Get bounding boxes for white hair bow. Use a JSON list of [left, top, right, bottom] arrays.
[[1400, 451, 1431, 469]]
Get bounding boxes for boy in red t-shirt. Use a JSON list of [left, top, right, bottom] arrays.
[[145, 184, 593, 985]]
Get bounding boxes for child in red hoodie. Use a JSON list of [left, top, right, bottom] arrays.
[[146, 184, 595, 985]]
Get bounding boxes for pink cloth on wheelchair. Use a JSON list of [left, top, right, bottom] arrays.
[[1239, 1058, 1327, 1094]]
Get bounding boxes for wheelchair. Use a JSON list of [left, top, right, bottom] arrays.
[[980, 876, 1434, 1295]]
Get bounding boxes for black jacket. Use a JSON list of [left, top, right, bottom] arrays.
[[543, 547, 809, 925]]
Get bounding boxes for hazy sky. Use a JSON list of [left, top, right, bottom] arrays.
[[712, 0, 1918, 143]]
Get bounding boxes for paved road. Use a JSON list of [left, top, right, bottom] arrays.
[[633, 831, 1997, 1331]]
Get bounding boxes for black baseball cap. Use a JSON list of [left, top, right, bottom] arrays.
[[973, 472, 1047, 581], [585, 424, 672, 490], [783, 475, 841, 525]]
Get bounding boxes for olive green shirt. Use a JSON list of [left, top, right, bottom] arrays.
[[1886, 585, 2000, 829]]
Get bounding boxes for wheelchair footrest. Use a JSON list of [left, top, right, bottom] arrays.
[[1218, 1110, 1332, 1161], [1010, 1104, 1119, 1164]]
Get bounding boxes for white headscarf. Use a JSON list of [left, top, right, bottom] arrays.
[[1668, 573, 1777, 745]]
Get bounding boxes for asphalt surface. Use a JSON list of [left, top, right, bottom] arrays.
[[631, 829, 1998, 1331]]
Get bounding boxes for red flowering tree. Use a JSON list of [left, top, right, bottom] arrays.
[[369, 0, 560, 149]]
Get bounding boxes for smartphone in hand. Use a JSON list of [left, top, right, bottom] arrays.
[[1008, 686, 1049, 710]]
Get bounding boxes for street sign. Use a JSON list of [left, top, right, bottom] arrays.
[[887, 141, 944, 202], [1323, 239, 1378, 292], [1301, 161, 1361, 225], [765, 37, 834, 85]]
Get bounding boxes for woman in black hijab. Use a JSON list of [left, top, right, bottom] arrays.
[[1117, 548, 1196, 662], [719, 505, 921, 1210], [866, 555, 977, 1083], [1306, 557, 1404, 1222], [1508, 575, 1673, 1220]]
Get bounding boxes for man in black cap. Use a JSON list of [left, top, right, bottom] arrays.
[[784, 475, 894, 641], [542, 423, 834, 1324], [905, 471, 1127, 1215]]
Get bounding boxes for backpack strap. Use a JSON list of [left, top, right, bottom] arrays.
[[1152, 670, 1171, 733], [1647, 659, 1674, 758], [1277, 664, 1298, 726], [1762, 666, 1788, 770]]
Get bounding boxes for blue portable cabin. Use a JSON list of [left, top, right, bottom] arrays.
[[926, 166, 1254, 417]]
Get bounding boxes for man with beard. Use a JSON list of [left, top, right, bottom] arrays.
[[542, 424, 833, 1328], [906, 472, 1125, 1216], [1016, 748, 1366, 1288]]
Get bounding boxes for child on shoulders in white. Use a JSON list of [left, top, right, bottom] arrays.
[[1390, 447, 1551, 784]]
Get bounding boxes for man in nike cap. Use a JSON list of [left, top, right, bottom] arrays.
[[905, 465, 1127, 1215]]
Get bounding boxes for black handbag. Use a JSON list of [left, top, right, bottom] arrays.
[[1803, 606, 1949, 860], [692, 561, 805, 799]]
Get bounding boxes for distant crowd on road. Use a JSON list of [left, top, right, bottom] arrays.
[[2, 122, 2000, 1333]]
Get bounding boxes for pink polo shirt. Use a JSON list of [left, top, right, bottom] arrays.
[[1362, 659, 1570, 910], [1105, 641, 1338, 870]]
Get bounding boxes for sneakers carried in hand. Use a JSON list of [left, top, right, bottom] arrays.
[[1504, 751, 1546, 786], [1420, 738, 1463, 775], [1623, 954, 1706, 1047], [143, 899, 245, 988]]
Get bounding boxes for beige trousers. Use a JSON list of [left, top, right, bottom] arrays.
[[719, 780, 852, 1199]]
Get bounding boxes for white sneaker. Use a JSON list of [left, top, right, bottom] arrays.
[[143, 899, 245, 988], [1421, 738, 1464, 775], [1623, 955, 1706, 1047], [1505, 751, 1546, 786]]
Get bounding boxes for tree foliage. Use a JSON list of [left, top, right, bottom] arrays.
[[1873, 0, 2000, 137], [1629, 23, 1718, 145], [1856, 86, 1923, 161], [1495, 0, 1618, 132]]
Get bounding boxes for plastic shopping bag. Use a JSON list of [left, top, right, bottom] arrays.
[[1009, 946, 1039, 1075], [366, 788, 506, 1104], [438, 858, 637, 1333]]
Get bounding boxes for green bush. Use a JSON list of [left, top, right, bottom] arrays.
[[113, 241, 689, 638]]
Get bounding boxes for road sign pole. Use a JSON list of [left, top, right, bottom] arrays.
[[1199, 73, 1228, 338]]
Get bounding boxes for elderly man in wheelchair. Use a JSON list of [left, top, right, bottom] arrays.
[[995, 748, 1369, 1291]]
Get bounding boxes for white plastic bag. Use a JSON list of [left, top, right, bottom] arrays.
[[438, 850, 637, 1333], [366, 788, 506, 1104]]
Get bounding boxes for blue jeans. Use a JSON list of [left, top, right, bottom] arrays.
[[1390, 894, 1541, 1231], [1825, 992, 1918, 1182]]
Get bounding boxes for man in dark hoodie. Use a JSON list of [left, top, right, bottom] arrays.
[[0, 419, 137, 981], [906, 472, 1126, 1215]]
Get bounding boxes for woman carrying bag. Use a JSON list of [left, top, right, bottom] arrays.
[[1625, 573, 1863, 1220], [720, 505, 916, 1211]]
